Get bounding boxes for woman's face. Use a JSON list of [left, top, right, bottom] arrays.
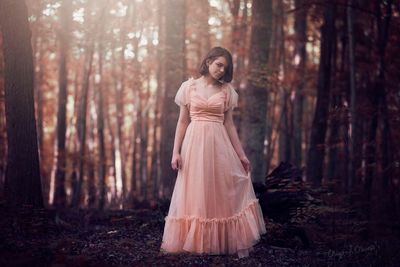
[[207, 56, 228, 81]]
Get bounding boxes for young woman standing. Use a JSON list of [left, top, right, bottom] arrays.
[[160, 47, 266, 258]]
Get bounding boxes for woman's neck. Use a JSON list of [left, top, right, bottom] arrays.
[[202, 75, 221, 86]]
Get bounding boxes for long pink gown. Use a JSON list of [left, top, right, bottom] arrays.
[[160, 78, 266, 258]]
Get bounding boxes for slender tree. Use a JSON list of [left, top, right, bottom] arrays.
[[0, 34, 5, 196], [160, 0, 186, 198], [364, 0, 393, 208], [278, 0, 290, 163], [151, 0, 166, 199], [346, 0, 356, 192], [115, 2, 131, 206], [292, 0, 307, 168], [53, 0, 72, 208], [96, 3, 107, 210], [306, 2, 336, 187], [242, 0, 273, 183]]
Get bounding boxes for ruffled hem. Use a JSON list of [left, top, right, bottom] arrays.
[[160, 200, 266, 257]]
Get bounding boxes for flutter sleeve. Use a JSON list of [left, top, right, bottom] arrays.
[[174, 79, 192, 107], [224, 84, 239, 111]]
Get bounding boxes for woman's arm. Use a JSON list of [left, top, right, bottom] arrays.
[[223, 108, 251, 172], [171, 105, 190, 170]]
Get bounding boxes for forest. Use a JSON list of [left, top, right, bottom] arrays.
[[0, 0, 399, 266]]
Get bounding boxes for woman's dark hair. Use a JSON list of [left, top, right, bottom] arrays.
[[199, 47, 233, 82]]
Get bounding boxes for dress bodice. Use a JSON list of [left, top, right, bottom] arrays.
[[187, 80, 227, 123], [174, 77, 239, 124]]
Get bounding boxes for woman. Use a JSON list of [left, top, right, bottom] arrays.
[[160, 47, 266, 258]]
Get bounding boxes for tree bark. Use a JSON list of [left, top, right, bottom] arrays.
[[160, 0, 186, 198], [96, 5, 107, 210], [151, 0, 165, 199], [292, 0, 307, 168], [53, 0, 72, 208], [346, 0, 358, 192], [242, 0, 273, 183], [115, 3, 131, 206], [0, 0, 44, 208], [306, 2, 336, 187], [376, 0, 392, 190], [71, 40, 95, 207], [0, 34, 5, 197]]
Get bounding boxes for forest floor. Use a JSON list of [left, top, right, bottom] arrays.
[[0, 198, 399, 267]]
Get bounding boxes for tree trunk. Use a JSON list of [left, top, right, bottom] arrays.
[[115, 3, 131, 207], [53, 0, 72, 208], [242, 0, 273, 183], [71, 41, 95, 207], [160, 0, 186, 198], [279, 91, 291, 162], [31, 3, 46, 192], [87, 111, 96, 208], [278, 2, 290, 163], [345, 0, 357, 192], [376, 0, 392, 190], [140, 85, 150, 200], [229, 0, 249, 135], [326, 2, 339, 185], [0, 0, 44, 208], [109, 42, 119, 205], [306, 2, 336, 187], [292, 0, 307, 168], [151, 0, 165, 199], [0, 35, 5, 197], [97, 5, 107, 210], [67, 71, 80, 207]]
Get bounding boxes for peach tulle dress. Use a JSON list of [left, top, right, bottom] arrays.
[[160, 78, 266, 258]]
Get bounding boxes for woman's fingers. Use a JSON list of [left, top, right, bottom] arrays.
[[241, 158, 251, 173], [171, 156, 182, 171], [171, 160, 178, 171], [178, 158, 182, 169]]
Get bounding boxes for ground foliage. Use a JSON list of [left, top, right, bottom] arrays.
[[0, 192, 399, 267], [1, 163, 399, 266]]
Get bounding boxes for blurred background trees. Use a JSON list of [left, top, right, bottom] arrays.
[[0, 0, 399, 223]]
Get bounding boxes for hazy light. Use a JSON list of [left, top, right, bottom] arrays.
[[110, 2, 128, 17], [209, 0, 219, 7], [208, 17, 221, 26], [294, 54, 300, 65], [95, 74, 101, 84], [290, 90, 296, 101], [124, 44, 135, 59], [28, 15, 37, 22], [115, 144, 123, 197], [43, 3, 60, 17], [106, 51, 112, 61], [73, 8, 85, 23], [139, 37, 148, 46], [73, 30, 84, 39], [150, 30, 159, 46]]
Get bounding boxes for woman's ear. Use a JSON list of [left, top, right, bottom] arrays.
[[205, 59, 212, 66]]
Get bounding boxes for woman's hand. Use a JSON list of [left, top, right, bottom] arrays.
[[239, 155, 251, 173], [171, 153, 182, 171]]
